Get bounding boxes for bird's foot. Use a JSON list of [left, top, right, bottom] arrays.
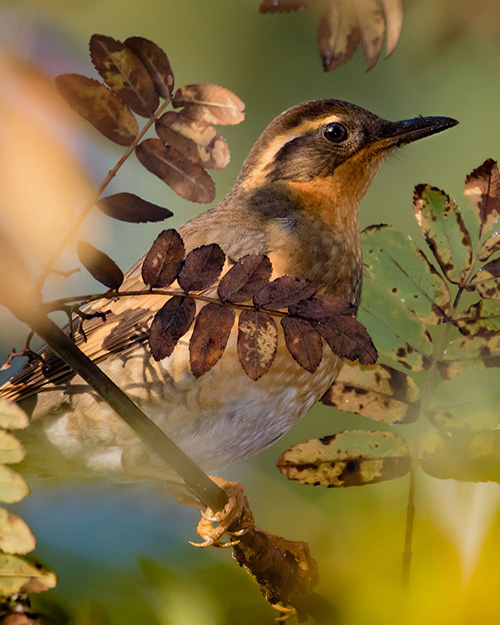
[[272, 603, 297, 622], [190, 476, 254, 548]]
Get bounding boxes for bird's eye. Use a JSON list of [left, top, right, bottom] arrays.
[[324, 123, 348, 143]]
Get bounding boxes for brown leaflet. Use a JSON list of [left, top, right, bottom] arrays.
[[457, 300, 500, 335], [259, 0, 314, 11], [277, 430, 410, 487], [148, 296, 196, 361], [238, 310, 278, 381], [173, 84, 245, 126], [312, 317, 377, 364], [479, 232, 500, 261], [124, 36, 174, 99], [141, 229, 185, 288], [98, 192, 173, 223], [156, 111, 230, 170], [177, 244, 226, 292], [317, 0, 360, 71], [281, 317, 322, 373], [356, 0, 386, 70], [464, 158, 500, 237], [76, 241, 123, 290], [218, 255, 273, 304], [470, 257, 500, 299], [380, 0, 403, 56], [289, 293, 354, 319], [189, 304, 235, 377], [438, 330, 500, 379], [89, 34, 158, 117], [136, 138, 215, 204], [55, 74, 138, 146], [253, 276, 316, 310], [321, 362, 419, 424]]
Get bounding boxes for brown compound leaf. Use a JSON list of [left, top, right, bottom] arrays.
[[98, 192, 173, 223], [281, 317, 322, 373], [259, 0, 314, 11], [321, 362, 419, 424], [178, 244, 226, 292], [189, 304, 235, 377], [457, 299, 500, 335], [124, 36, 174, 99], [278, 430, 410, 487], [438, 330, 500, 379], [464, 158, 500, 237], [55, 74, 138, 146], [141, 229, 185, 288], [149, 296, 196, 361], [218, 255, 272, 303], [469, 257, 500, 299], [289, 293, 354, 319], [77, 241, 124, 290], [156, 111, 230, 170], [89, 34, 158, 117], [173, 84, 245, 126], [136, 138, 215, 203], [253, 276, 316, 310], [238, 310, 278, 380], [312, 316, 377, 364], [479, 232, 500, 262]]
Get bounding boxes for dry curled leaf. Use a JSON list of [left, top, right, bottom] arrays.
[[173, 84, 245, 126], [55, 74, 138, 146], [253, 275, 316, 310], [189, 304, 235, 377], [89, 34, 158, 117], [218, 255, 272, 303], [177, 244, 226, 292], [141, 229, 185, 288], [136, 138, 215, 203], [238, 310, 278, 380], [124, 36, 174, 99], [281, 317, 322, 373], [77, 241, 124, 290], [149, 296, 196, 361], [312, 316, 377, 364], [156, 111, 230, 170], [464, 158, 500, 237], [98, 192, 173, 223]]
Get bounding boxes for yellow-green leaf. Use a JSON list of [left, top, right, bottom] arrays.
[[0, 400, 28, 430], [0, 507, 35, 554], [438, 331, 500, 379], [0, 431, 25, 464], [0, 554, 56, 595], [457, 299, 500, 335], [470, 257, 500, 299], [277, 430, 410, 487], [479, 231, 500, 262], [0, 466, 29, 503]]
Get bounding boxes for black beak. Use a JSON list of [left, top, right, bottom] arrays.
[[378, 115, 459, 149]]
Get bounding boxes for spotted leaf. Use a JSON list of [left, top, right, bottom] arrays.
[[457, 299, 500, 335], [464, 158, 500, 237], [479, 231, 500, 261], [189, 304, 235, 378], [237, 310, 278, 380], [470, 257, 500, 299], [438, 330, 500, 379], [0, 554, 56, 595]]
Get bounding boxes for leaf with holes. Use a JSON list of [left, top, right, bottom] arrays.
[[312, 316, 377, 365], [289, 294, 354, 319], [0, 400, 28, 430], [141, 229, 185, 288], [321, 362, 419, 424], [362, 225, 450, 324], [98, 193, 172, 223], [189, 304, 235, 377], [156, 111, 230, 170], [218, 255, 272, 304], [469, 257, 500, 299], [422, 430, 500, 483], [457, 299, 500, 335], [0, 508, 35, 555], [0, 466, 29, 504], [277, 430, 410, 487], [136, 138, 215, 203], [0, 554, 56, 595], [479, 232, 500, 262], [0, 431, 24, 465], [253, 276, 316, 310], [281, 317, 322, 373], [124, 36, 174, 99], [149, 296, 196, 361], [89, 34, 158, 117], [77, 242, 123, 290], [55, 74, 138, 146], [464, 158, 500, 237], [177, 244, 225, 292], [413, 185, 473, 285], [438, 330, 500, 379], [173, 84, 245, 125], [237, 310, 277, 380]]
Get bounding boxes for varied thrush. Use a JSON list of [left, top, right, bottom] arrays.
[[0, 100, 457, 497]]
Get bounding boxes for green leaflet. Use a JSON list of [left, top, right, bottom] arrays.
[[413, 185, 473, 285], [438, 331, 500, 378], [457, 299, 500, 335], [470, 257, 500, 300]]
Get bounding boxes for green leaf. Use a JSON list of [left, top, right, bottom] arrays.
[[457, 299, 500, 335], [0, 430, 25, 464], [0, 465, 29, 503], [0, 507, 35, 554], [478, 232, 500, 262], [422, 430, 500, 483], [0, 554, 56, 595], [413, 185, 473, 285], [470, 257, 500, 300], [321, 362, 419, 424], [438, 331, 500, 379], [362, 224, 450, 324], [0, 400, 28, 430], [277, 430, 410, 487], [429, 369, 500, 431]]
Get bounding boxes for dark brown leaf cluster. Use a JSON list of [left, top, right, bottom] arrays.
[[142, 230, 376, 380]]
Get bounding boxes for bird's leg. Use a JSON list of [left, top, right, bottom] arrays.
[[190, 476, 255, 548]]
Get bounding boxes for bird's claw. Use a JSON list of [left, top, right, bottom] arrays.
[[272, 603, 297, 622], [190, 477, 254, 548]]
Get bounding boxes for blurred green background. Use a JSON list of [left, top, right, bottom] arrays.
[[1, 1, 500, 623]]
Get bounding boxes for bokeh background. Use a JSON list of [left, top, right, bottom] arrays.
[[1, 1, 500, 623]]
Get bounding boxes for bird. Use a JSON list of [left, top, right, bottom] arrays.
[[0, 99, 457, 510]]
